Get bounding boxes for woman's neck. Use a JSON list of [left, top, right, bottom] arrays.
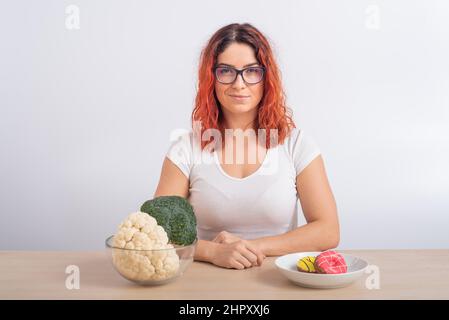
[[221, 110, 258, 132]]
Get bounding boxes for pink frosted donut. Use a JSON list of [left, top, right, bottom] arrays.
[[315, 251, 347, 274]]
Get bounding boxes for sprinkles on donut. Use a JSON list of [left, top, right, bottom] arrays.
[[315, 250, 347, 274]]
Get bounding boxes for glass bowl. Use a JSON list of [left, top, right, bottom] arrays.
[[105, 235, 197, 286]]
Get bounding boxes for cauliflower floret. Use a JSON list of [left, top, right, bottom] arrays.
[[112, 211, 180, 282]]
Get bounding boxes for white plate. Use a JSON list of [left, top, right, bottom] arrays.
[[275, 251, 369, 289]]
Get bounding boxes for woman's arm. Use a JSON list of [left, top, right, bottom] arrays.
[[253, 155, 340, 256], [193, 239, 218, 262], [154, 158, 215, 262], [154, 157, 190, 199]]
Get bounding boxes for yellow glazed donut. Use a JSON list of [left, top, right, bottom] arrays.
[[296, 256, 317, 273]]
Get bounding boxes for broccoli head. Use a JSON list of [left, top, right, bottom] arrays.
[[140, 195, 197, 246]]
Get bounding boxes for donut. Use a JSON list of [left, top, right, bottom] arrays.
[[296, 256, 317, 273], [315, 251, 347, 274]]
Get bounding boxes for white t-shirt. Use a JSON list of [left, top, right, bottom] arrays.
[[165, 127, 321, 241]]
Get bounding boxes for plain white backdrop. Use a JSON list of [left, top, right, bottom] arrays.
[[1, 0, 448, 250]]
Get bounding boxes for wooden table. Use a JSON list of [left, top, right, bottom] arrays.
[[1, 250, 448, 299]]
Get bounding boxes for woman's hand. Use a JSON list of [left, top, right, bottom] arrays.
[[212, 231, 242, 244], [210, 231, 266, 269], [209, 240, 265, 270]]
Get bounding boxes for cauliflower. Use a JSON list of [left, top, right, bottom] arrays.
[[111, 212, 180, 282]]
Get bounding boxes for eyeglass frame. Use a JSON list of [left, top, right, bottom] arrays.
[[213, 65, 266, 84]]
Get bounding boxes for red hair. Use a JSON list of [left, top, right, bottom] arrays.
[[191, 23, 296, 151]]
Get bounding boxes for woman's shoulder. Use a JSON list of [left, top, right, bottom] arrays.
[[281, 126, 321, 175], [168, 129, 206, 158], [166, 130, 198, 178], [281, 127, 302, 151], [169, 129, 197, 149]]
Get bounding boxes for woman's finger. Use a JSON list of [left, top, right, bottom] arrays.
[[230, 259, 245, 270], [243, 242, 265, 266], [237, 245, 259, 266], [234, 252, 253, 268]]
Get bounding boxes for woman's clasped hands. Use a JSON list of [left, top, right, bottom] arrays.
[[210, 231, 266, 270]]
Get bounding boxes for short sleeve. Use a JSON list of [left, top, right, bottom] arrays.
[[165, 132, 192, 179], [290, 128, 321, 176]]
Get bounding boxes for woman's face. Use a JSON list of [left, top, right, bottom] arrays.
[[214, 42, 264, 118]]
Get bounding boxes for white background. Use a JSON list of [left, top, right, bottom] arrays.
[[1, 0, 448, 250]]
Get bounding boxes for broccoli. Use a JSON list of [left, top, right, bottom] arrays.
[[140, 196, 197, 246]]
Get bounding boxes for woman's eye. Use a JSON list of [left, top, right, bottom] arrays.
[[219, 68, 231, 74], [247, 68, 258, 73]]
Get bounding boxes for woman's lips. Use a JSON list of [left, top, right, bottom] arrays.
[[229, 95, 250, 101]]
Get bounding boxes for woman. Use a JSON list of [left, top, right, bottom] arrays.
[[154, 23, 340, 270]]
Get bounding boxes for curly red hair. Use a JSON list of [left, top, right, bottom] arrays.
[[191, 23, 296, 151]]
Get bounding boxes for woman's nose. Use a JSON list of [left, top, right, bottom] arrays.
[[231, 73, 246, 88]]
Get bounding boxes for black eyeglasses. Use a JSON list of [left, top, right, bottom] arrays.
[[214, 65, 265, 84]]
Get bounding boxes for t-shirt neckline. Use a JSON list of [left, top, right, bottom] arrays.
[[213, 147, 272, 181]]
